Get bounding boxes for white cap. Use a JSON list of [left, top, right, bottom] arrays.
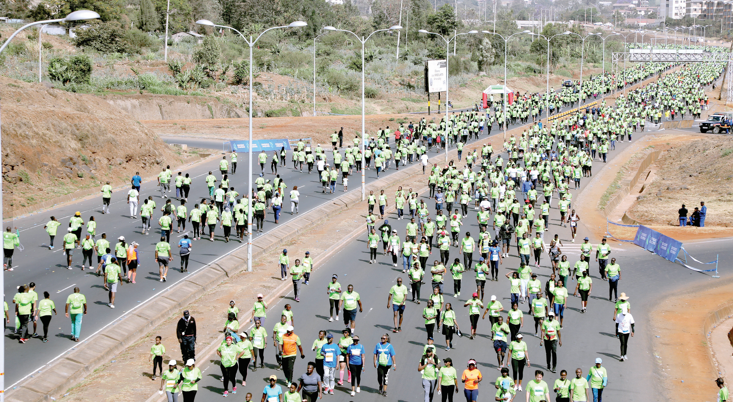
[[548, 311, 555, 316], [287, 325, 294, 331], [118, 236, 125, 240], [490, 295, 496, 301], [67, 227, 73, 232], [516, 334, 524, 339], [168, 360, 177, 366], [186, 359, 195, 366]]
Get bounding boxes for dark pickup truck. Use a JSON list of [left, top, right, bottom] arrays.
[[697, 112, 733, 133]]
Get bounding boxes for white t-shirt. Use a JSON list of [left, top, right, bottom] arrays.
[[615, 313, 635, 334], [420, 154, 429, 166], [290, 190, 300, 202], [128, 189, 139, 202]]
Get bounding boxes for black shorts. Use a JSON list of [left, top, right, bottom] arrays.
[[103, 197, 111, 205], [344, 308, 357, 323], [579, 289, 589, 301], [157, 257, 170, 266]]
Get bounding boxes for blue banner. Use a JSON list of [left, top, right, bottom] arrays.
[[656, 235, 682, 262], [645, 230, 661, 252], [633, 225, 652, 248], [229, 139, 291, 152]]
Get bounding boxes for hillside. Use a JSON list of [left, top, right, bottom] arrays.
[[0, 76, 188, 218]]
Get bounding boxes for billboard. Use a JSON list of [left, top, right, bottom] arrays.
[[425, 60, 447, 93]]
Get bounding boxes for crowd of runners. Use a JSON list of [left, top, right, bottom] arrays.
[[5, 55, 725, 401]]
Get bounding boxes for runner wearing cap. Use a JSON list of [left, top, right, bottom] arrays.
[[302, 251, 313, 285], [103, 256, 123, 309], [605, 257, 621, 301], [63, 227, 78, 270], [327, 275, 341, 322], [279, 325, 304, 387], [587, 358, 607, 401], [462, 359, 482, 402], [236, 331, 253, 387], [346, 335, 366, 396], [474, 257, 488, 300], [178, 359, 201, 402], [418, 346, 440, 402], [437, 357, 458, 400], [540, 311, 561, 373], [217, 336, 242, 396], [464, 293, 483, 340], [279, 249, 289, 281], [320, 334, 339, 395], [159, 359, 180, 402], [263, 375, 283, 402], [373, 333, 396, 397], [574, 270, 593, 313], [506, 333, 529, 391]]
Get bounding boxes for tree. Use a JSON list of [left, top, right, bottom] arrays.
[[193, 35, 221, 67], [139, 0, 160, 32], [48, 54, 92, 85], [476, 37, 495, 72], [154, 0, 193, 35], [65, 0, 126, 21], [427, 4, 457, 36]]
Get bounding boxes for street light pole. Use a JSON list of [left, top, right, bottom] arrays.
[[164, 0, 170, 62], [419, 29, 478, 158], [482, 30, 532, 140], [324, 25, 402, 201], [38, 24, 47, 83], [196, 19, 307, 273], [562, 31, 593, 107], [600, 32, 619, 80], [0, 12, 100, 400], [313, 31, 328, 116], [530, 32, 566, 122]]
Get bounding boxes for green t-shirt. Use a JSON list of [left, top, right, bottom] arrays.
[[251, 327, 267, 349], [63, 233, 77, 249], [441, 310, 456, 327], [284, 390, 302, 402], [106, 263, 121, 284], [532, 297, 548, 317], [570, 377, 589, 401], [527, 379, 550, 402], [180, 367, 202, 392], [328, 282, 342, 300], [46, 221, 61, 236], [312, 338, 327, 359], [218, 343, 239, 367], [466, 299, 483, 315], [420, 355, 439, 380], [38, 299, 55, 317], [554, 378, 571, 398], [151, 343, 166, 356], [237, 339, 253, 358], [162, 369, 180, 392], [254, 301, 267, 318], [341, 291, 360, 310], [66, 293, 86, 314], [102, 184, 112, 198], [578, 276, 592, 291], [720, 387, 730, 402], [542, 319, 560, 340], [13, 292, 33, 315], [508, 309, 523, 325], [553, 287, 568, 305], [156, 242, 171, 258], [439, 366, 457, 386], [492, 322, 510, 342], [510, 340, 527, 360], [487, 301, 503, 317], [390, 285, 408, 305], [588, 366, 607, 389]]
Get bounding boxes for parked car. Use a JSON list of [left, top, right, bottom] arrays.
[[698, 112, 733, 133]]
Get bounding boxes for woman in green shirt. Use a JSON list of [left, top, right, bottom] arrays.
[[217, 336, 242, 396], [37, 291, 56, 343], [505, 334, 529, 392], [178, 359, 202, 401], [237, 331, 253, 387], [422, 300, 438, 341], [573, 270, 593, 313], [436, 357, 459, 399], [159, 360, 180, 402], [553, 369, 571, 402], [439, 303, 460, 350]]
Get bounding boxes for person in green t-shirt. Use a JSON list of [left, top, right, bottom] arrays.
[[177, 360, 202, 398], [586, 358, 607, 399], [436, 357, 459, 396], [570, 368, 589, 402], [65, 287, 86, 342], [505, 334, 530, 390], [44, 216, 61, 250], [155, 237, 171, 282], [36, 291, 56, 342], [250, 320, 268, 368], [104, 258, 123, 308], [150, 336, 166, 379], [284, 382, 302, 402], [573, 270, 593, 313], [237, 330, 254, 386], [717, 377, 729, 402], [388, 278, 409, 332], [526, 370, 550, 402], [13, 285, 33, 342], [101, 181, 113, 214], [159, 360, 180, 397], [418, 347, 440, 401], [554, 369, 571, 401], [217, 336, 242, 395]]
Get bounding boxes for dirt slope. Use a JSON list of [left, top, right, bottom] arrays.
[[1, 77, 184, 218]]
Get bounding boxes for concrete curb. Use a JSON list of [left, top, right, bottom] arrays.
[[6, 136, 478, 402]]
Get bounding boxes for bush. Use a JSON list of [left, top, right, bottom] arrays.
[[74, 22, 154, 54], [364, 86, 379, 98], [232, 60, 259, 85], [48, 55, 93, 85], [325, 69, 359, 94], [6, 42, 27, 56], [42, 41, 53, 50]]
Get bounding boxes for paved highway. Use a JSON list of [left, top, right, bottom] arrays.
[[4, 109, 554, 386], [181, 127, 730, 401]]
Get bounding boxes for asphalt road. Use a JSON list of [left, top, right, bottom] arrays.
[[4, 104, 559, 387], [168, 124, 730, 402], [3, 69, 671, 387]]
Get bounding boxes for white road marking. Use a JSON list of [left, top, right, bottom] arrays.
[[57, 283, 76, 294]]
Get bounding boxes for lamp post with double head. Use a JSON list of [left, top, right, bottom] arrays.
[[323, 25, 402, 201], [0, 11, 100, 400], [418, 29, 477, 157], [195, 19, 307, 273], [313, 30, 329, 116], [481, 30, 532, 140]]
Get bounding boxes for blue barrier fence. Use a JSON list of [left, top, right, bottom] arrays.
[[226, 139, 292, 152], [607, 220, 719, 276]]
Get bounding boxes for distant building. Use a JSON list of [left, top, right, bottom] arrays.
[[660, 0, 686, 18], [686, 0, 703, 17]]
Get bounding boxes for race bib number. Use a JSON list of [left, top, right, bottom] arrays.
[[325, 352, 334, 362], [516, 351, 525, 359], [351, 348, 361, 356], [166, 380, 176, 389]]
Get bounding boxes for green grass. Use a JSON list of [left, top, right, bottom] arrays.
[[401, 97, 423, 103], [17, 170, 32, 185], [722, 148, 733, 157], [330, 106, 361, 115]]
